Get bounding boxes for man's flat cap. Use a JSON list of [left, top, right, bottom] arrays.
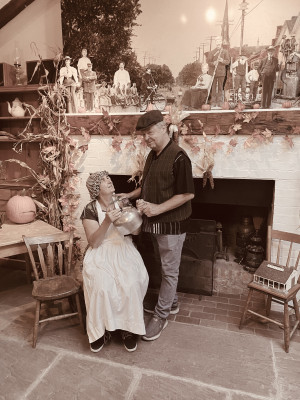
[[136, 110, 164, 131], [267, 45, 275, 51]]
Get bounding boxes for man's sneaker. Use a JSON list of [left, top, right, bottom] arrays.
[[122, 331, 137, 352], [142, 315, 168, 341], [144, 303, 179, 315], [90, 331, 111, 353]]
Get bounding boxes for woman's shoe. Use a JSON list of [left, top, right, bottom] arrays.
[[90, 331, 111, 353], [121, 331, 137, 352]]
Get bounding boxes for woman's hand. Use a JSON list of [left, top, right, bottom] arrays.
[[106, 208, 121, 223]]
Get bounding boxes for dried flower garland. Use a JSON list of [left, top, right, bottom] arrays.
[[3, 71, 90, 263]]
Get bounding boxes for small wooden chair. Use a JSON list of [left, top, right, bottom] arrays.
[[239, 228, 300, 352], [23, 232, 85, 348]]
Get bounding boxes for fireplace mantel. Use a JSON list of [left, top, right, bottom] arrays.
[[67, 108, 300, 136]]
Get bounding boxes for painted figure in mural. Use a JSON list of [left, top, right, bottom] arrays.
[[141, 68, 157, 103], [82, 63, 97, 112], [207, 36, 230, 108], [258, 46, 279, 108], [98, 81, 111, 112], [290, 35, 298, 53], [131, 82, 139, 106], [231, 54, 248, 102], [119, 110, 195, 341], [113, 62, 131, 90], [77, 48, 92, 80], [246, 64, 260, 102], [81, 171, 149, 353], [181, 63, 212, 109], [59, 56, 79, 113]]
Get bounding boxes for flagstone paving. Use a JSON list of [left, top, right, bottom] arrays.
[[1, 263, 300, 400]]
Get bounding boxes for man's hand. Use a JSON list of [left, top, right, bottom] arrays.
[[136, 199, 160, 217]]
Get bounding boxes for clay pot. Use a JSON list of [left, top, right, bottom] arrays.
[[201, 104, 211, 111], [78, 107, 86, 113], [253, 103, 260, 109], [222, 102, 230, 110]]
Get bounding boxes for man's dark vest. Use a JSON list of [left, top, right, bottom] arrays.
[[141, 141, 192, 224], [236, 62, 246, 76]]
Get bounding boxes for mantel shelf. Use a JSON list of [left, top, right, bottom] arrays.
[[66, 108, 300, 136], [0, 84, 41, 93], [0, 116, 40, 120], [0, 181, 35, 189]]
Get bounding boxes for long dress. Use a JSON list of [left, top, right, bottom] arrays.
[[82, 201, 149, 343]]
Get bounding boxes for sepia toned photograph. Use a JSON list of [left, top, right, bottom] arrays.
[[0, 1, 300, 400]]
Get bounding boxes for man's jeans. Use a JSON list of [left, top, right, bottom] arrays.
[[153, 233, 186, 319]]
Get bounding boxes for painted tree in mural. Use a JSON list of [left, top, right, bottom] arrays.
[[61, 0, 142, 83], [143, 64, 174, 88], [177, 62, 202, 87]]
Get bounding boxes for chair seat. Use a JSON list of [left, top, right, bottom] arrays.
[[32, 275, 81, 300], [248, 282, 300, 301]]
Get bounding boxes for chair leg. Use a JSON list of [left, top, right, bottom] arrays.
[[283, 301, 290, 353], [266, 295, 272, 317], [240, 288, 253, 329], [75, 293, 85, 333], [33, 300, 40, 348], [292, 296, 300, 324]]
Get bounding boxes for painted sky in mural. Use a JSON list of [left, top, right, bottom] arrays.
[[132, 0, 300, 77]]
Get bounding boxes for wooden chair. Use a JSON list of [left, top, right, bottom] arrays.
[[239, 227, 300, 352], [23, 232, 85, 348]]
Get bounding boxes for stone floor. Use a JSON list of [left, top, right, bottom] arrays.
[[1, 262, 300, 400]]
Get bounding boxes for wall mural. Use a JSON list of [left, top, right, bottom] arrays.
[[60, 0, 300, 114]]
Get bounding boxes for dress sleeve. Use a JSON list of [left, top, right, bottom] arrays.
[[80, 201, 98, 221]]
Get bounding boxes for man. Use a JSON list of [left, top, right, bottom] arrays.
[[181, 63, 212, 109], [207, 36, 230, 108], [82, 63, 97, 112], [141, 68, 156, 103], [246, 64, 260, 102], [258, 46, 279, 108], [122, 110, 195, 341], [77, 49, 91, 80], [231, 54, 248, 102], [113, 62, 131, 90]]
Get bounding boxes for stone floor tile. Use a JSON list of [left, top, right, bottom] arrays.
[[133, 375, 227, 400], [273, 342, 300, 400], [26, 354, 134, 400], [190, 311, 214, 320], [0, 337, 57, 400]]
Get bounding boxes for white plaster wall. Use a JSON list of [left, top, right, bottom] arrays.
[[0, 0, 63, 70], [74, 134, 300, 258]]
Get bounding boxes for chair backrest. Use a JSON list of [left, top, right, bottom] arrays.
[[267, 227, 300, 269], [23, 232, 74, 281]]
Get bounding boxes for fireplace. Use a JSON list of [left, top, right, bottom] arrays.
[[109, 175, 275, 295]]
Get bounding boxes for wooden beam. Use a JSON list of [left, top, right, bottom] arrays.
[[66, 109, 300, 136], [0, 0, 35, 30]]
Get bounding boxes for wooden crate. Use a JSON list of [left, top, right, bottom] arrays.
[[0, 63, 15, 86]]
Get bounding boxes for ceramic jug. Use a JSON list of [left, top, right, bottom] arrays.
[[7, 98, 26, 117]]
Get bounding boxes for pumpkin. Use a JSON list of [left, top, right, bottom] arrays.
[[282, 101, 292, 109], [78, 106, 86, 113], [222, 101, 230, 110], [6, 194, 36, 224], [94, 108, 101, 113], [201, 104, 211, 111], [253, 103, 260, 109]]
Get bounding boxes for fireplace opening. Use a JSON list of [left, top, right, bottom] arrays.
[[111, 175, 275, 295]]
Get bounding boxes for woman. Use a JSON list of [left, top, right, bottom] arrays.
[[81, 171, 148, 353], [59, 56, 79, 113]]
